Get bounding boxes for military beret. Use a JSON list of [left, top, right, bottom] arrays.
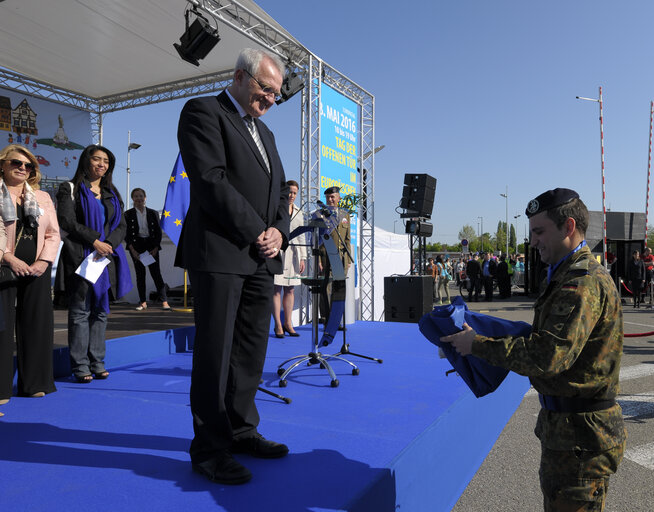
[[324, 186, 341, 195], [525, 188, 579, 218]]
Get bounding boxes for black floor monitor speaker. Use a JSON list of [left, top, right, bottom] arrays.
[[384, 276, 433, 323]]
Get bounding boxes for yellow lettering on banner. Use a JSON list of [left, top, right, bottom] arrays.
[[335, 136, 346, 151], [321, 145, 347, 166], [320, 175, 356, 196]]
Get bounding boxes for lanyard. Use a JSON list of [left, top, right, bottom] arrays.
[[547, 240, 587, 283]]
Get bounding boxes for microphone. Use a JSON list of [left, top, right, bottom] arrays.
[[316, 200, 333, 217]]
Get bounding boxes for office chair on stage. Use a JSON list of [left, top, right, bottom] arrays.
[[277, 205, 359, 387]]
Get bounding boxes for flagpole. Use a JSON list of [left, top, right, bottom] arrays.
[[173, 270, 193, 313], [163, 152, 193, 313]]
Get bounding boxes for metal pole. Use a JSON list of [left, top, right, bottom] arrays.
[[500, 187, 509, 256], [599, 86, 608, 269], [126, 130, 131, 210], [646, 101, 653, 245], [505, 186, 509, 256]]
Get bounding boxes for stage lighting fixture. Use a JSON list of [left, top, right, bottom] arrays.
[[276, 71, 305, 104], [174, 10, 221, 66], [405, 220, 433, 237]]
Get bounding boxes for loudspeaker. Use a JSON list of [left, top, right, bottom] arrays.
[[384, 276, 433, 323], [400, 174, 437, 217]]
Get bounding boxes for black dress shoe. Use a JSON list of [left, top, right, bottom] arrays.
[[231, 434, 289, 459], [192, 452, 252, 485]]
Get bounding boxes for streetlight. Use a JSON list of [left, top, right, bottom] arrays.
[[513, 214, 521, 252], [393, 220, 398, 233], [126, 130, 141, 210], [477, 216, 484, 252], [576, 87, 607, 268], [500, 186, 508, 256]]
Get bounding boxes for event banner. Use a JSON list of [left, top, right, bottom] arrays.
[[319, 82, 359, 267], [0, 87, 91, 179]]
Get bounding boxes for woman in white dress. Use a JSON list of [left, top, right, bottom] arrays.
[[272, 180, 306, 337]]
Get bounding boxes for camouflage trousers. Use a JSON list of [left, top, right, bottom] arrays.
[[539, 441, 625, 512]]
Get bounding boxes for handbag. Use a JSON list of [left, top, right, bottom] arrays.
[[0, 224, 24, 284]]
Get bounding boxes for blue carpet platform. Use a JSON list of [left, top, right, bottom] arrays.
[[0, 321, 529, 512]]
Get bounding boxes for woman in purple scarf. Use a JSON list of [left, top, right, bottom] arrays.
[[56, 145, 132, 383]]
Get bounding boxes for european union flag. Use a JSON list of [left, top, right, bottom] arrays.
[[160, 153, 190, 246]]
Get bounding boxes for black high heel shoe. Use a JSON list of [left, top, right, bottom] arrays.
[[283, 326, 300, 337], [273, 328, 285, 339]]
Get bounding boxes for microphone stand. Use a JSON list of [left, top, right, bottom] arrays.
[[276, 215, 358, 387], [324, 210, 383, 365]]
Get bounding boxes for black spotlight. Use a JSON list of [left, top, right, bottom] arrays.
[[405, 220, 433, 237], [174, 10, 221, 67], [276, 70, 305, 105]]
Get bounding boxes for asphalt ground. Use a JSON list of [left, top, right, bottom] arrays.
[[447, 285, 654, 512]]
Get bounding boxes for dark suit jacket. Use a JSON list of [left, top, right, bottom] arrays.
[[125, 207, 162, 250], [176, 91, 289, 274], [466, 259, 482, 279]]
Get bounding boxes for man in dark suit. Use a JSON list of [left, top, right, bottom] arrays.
[[466, 254, 482, 302], [177, 48, 290, 485], [481, 252, 497, 301]]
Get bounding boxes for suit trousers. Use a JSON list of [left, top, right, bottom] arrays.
[[482, 275, 494, 301], [130, 238, 168, 303], [188, 265, 274, 463], [0, 267, 56, 398]]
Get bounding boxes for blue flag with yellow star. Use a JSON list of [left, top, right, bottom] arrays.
[[160, 153, 190, 246]]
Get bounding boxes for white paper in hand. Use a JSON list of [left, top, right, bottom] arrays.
[[139, 252, 156, 266], [75, 251, 110, 284]]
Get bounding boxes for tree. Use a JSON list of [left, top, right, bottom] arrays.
[[648, 225, 654, 249], [509, 224, 516, 251], [458, 224, 477, 252], [495, 221, 507, 254]]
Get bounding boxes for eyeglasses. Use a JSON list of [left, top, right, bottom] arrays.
[[243, 69, 282, 102], [4, 159, 35, 172]]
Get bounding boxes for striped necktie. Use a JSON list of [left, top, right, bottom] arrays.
[[243, 115, 270, 172]]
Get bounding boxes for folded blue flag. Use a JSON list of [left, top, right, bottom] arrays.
[[419, 296, 532, 397]]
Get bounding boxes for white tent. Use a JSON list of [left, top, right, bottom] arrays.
[[372, 226, 411, 321]]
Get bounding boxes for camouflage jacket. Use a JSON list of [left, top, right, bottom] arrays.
[[471, 246, 626, 450]]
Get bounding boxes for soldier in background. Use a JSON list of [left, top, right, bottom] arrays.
[[441, 188, 626, 511], [319, 186, 352, 325]]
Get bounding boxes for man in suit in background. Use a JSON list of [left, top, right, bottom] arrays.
[[466, 253, 482, 302], [481, 251, 497, 301], [177, 48, 290, 485]]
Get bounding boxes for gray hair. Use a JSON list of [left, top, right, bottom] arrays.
[[235, 48, 285, 78]]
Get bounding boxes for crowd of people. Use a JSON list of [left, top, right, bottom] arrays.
[[427, 252, 526, 303]]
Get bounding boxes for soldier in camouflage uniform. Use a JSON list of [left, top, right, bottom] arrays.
[[318, 186, 353, 323], [442, 188, 626, 511]]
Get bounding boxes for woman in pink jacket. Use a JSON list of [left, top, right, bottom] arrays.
[[0, 144, 61, 406]]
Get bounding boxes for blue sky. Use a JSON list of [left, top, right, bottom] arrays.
[[103, 1, 654, 244]]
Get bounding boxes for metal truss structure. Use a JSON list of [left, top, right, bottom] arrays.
[[0, 0, 376, 321]]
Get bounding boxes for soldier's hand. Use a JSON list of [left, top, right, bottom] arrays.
[[440, 323, 476, 356]]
